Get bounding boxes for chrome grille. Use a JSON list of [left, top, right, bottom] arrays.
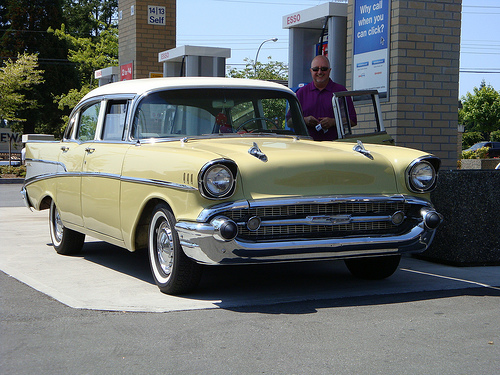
[[220, 201, 414, 241], [239, 221, 394, 238]]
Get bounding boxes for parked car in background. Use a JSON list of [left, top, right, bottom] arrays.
[[464, 141, 500, 158], [22, 77, 442, 294]]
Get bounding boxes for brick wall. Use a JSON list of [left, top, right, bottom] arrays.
[[347, 0, 462, 170], [118, 0, 176, 79]]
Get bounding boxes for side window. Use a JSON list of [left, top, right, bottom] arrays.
[[132, 95, 213, 139], [77, 102, 101, 142], [102, 100, 128, 141]]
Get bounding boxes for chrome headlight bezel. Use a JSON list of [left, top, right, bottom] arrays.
[[406, 156, 440, 193], [199, 159, 237, 199]]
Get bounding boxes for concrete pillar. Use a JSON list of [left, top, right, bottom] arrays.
[[118, 0, 176, 79], [346, 0, 462, 170]]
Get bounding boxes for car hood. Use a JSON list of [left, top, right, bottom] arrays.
[[181, 136, 404, 199]]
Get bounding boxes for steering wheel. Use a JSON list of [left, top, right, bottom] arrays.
[[235, 117, 276, 132]]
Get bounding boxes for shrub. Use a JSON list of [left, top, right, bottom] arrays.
[[461, 150, 477, 159], [476, 146, 491, 159], [0, 165, 26, 177], [462, 147, 491, 159]]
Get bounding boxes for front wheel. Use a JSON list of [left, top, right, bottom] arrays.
[[49, 201, 85, 255], [148, 203, 202, 295], [344, 255, 401, 280]]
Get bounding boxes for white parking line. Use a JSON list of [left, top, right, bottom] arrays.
[[401, 268, 500, 291]]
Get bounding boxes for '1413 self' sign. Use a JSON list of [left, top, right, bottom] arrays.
[[148, 6, 166, 25]]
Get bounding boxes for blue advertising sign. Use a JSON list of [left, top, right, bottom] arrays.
[[353, 0, 390, 97]]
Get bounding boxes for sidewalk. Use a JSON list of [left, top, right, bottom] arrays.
[[1, 205, 499, 313]]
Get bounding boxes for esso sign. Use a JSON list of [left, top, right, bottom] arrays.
[[286, 13, 301, 26], [159, 51, 169, 61]]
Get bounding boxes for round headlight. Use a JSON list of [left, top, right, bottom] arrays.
[[202, 164, 234, 198], [408, 161, 437, 192]]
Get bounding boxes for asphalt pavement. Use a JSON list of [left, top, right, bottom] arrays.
[[1, 182, 499, 374]]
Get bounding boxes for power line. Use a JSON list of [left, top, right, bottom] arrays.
[[463, 5, 500, 9], [460, 70, 500, 74], [213, 0, 344, 4]]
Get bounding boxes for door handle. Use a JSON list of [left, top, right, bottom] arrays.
[[84, 147, 95, 153], [60, 146, 69, 152]]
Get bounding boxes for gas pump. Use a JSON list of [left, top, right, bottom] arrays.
[[283, 2, 348, 89], [158, 45, 231, 77]]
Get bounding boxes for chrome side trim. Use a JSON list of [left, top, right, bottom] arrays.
[[120, 175, 197, 191], [24, 169, 197, 191], [24, 172, 80, 187], [25, 158, 67, 168]]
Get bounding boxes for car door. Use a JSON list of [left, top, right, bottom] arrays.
[[333, 90, 395, 146], [57, 100, 102, 228], [81, 99, 131, 240]]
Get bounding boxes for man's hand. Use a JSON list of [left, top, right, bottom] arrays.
[[318, 117, 336, 130], [304, 115, 319, 127]]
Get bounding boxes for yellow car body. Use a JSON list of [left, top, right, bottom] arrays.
[[22, 77, 442, 294]]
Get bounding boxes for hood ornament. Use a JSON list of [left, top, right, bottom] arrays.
[[353, 140, 374, 160], [248, 142, 268, 162]]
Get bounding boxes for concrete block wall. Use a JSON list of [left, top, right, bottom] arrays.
[[422, 170, 500, 265], [346, 0, 462, 170], [118, 0, 176, 79]]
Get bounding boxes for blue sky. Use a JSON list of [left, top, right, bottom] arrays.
[[176, 0, 500, 98]]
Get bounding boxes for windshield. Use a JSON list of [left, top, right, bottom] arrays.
[[131, 88, 308, 139]]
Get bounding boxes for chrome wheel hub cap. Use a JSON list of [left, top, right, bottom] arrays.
[[156, 221, 174, 275], [54, 208, 63, 243]]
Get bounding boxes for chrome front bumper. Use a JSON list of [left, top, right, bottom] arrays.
[[175, 195, 442, 265]]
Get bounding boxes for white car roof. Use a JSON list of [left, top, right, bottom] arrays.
[[81, 77, 292, 101]]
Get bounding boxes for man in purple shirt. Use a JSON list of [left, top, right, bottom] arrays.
[[296, 55, 357, 141]]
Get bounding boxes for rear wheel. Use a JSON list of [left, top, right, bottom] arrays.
[[49, 201, 85, 255], [148, 203, 202, 294], [344, 255, 401, 280]]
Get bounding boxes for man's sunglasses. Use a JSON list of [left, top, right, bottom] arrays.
[[311, 67, 330, 72]]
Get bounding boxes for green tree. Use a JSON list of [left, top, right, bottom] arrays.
[[0, 0, 78, 135], [50, 24, 118, 86], [62, 0, 117, 38], [0, 53, 44, 125], [51, 24, 118, 132], [491, 130, 500, 142], [227, 57, 288, 81], [459, 81, 500, 135]]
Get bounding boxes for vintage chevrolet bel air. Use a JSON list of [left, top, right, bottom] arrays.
[[22, 77, 442, 294]]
